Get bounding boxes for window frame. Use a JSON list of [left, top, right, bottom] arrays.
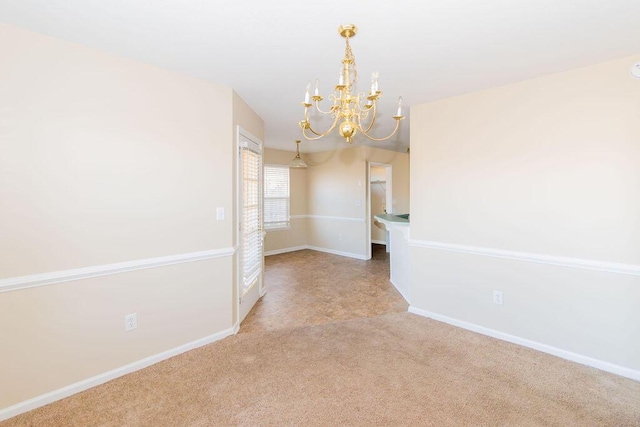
[[263, 164, 291, 231]]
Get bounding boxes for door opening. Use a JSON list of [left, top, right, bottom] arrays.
[[366, 162, 392, 260], [237, 128, 264, 325]]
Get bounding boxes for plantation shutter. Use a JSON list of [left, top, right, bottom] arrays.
[[240, 140, 262, 291], [264, 165, 290, 229]]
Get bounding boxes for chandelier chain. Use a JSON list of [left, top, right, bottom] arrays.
[[344, 37, 357, 86]]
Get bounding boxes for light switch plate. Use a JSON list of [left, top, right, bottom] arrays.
[[216, 207, 225, 220]]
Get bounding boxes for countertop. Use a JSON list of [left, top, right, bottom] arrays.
[[374, 213, 410, 225]]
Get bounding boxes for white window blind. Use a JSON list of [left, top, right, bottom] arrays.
[[264, 165, 290, 230], [240, 143, 262, 291]]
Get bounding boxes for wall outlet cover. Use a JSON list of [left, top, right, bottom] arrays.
[[493, 291, 504, 305], [125, 313, 138, 331]]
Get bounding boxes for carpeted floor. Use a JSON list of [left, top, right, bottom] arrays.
[[4, 248, 640, 426], [4, 312, 640, 426]]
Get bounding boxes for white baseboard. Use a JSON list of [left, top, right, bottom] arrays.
[[0, 327, 235, 422], [408, 306, 640, 382], [372, 240, 387, 245], [390, 278, 410, 303], [265, 245, 367, 261], [306, 246, 368, 260], [264, 245, 309, 256]]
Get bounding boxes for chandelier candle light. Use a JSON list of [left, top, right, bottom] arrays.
[[299, 24, 404, 144]]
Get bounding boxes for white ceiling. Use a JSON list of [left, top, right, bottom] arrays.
[[2, 0, 639, 153]]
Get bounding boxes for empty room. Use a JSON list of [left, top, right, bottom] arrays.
[[1, 1, 639, 425]]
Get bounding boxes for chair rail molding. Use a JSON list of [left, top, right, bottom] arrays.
[[0, 247, 237, 293], [300, 214, 365, 223], [409, 239, 640, 276]]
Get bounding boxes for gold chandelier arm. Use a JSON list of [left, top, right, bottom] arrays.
[[358, 100, 378, 133], [313, 96, 339, 115], [360, 116, 404, 142], [301, 114, 341, 140], [302, 126, 333, 141]]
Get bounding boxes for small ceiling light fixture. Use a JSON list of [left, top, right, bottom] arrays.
[[289, 140, 307, 168], [299, 24, 404, 144]]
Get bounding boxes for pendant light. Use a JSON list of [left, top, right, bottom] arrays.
[[289, 140, 307, 168]]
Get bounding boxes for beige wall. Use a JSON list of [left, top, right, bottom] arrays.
[[0, 24, 253, 410], [0, 258, 231, 407], [263, 148, 308, 254], [262, 144, 410, 258], [306, 146, 410, 258], [410, 54, 640, 371]]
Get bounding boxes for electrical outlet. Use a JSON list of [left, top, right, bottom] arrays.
[[493, 291, 504, 305], [339, 233, 343, 241], [125, 313, 137, 331]]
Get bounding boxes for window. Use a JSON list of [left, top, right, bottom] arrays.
[[264, 165, 290, 230]]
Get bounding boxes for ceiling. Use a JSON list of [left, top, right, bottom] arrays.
[[2, 0, 639, 153]]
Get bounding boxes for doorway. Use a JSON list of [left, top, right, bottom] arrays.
[[237, 127, 264, 324], [366, 162, 392, 260]]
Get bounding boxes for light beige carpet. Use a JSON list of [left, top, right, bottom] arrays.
[[4, 313, 640, 426]]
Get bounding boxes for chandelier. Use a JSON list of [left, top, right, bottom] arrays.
[[299, 24, 404, 144]]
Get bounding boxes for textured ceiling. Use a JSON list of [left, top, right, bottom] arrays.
[[2, 0, 639, 152]]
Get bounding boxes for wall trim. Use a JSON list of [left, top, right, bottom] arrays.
[[0, 247, 236, 294], [408, 306, 640, 382], [265, 245, 367, 260], [372, 240, 387, 245], [288, 214, 365, 223], [265, 245, 309, 256], [409, 239, 640, 276], [307, 245, 368, 260], [306, 215, 365, 223], [0, 327, 236, 422], [390, 278, 410, 303]]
